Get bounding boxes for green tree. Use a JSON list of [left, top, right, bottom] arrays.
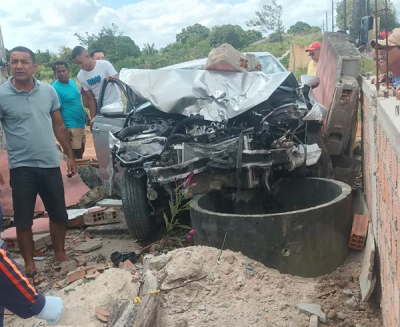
[[336, 0, 398, 31], [75, 24, 140, 63], [176, 23, 210, 43], [208, 24, 248, 49], [34, 50, 54, 66], [142, 43, 158, 56], [244, 30, 263, 45], [246, 0, 285, 43], [287, 21, 321, 35]]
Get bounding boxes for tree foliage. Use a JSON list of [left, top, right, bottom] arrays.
[[26, 22, 322, 82], [246, 0, 284, 43], [287, 21, 321, 35], [75, 23, 140, 61], [336, 0, 398, 31], [176, 23, 210, 43]]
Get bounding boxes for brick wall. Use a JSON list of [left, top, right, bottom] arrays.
[[361, 77, 400, 326]]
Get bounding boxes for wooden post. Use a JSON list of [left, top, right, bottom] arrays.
[[0, 25, 8, 150]]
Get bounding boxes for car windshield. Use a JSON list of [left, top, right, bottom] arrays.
[[257, 55, 286, 74]]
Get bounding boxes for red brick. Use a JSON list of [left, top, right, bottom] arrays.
[[68, 215, 84, 228], [349, 215, 369, 250], [67, 268, 86, 283], [88, 207, 106, 213]]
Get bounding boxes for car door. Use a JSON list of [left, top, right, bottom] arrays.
[[92, 114, 125, 183]]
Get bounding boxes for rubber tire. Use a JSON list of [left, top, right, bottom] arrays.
[[121, 170, 154, 240]]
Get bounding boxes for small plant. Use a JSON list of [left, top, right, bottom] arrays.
[[158, 174, 197, 252]]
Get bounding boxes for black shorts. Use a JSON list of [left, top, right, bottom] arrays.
[[10, 167, 68, 230]]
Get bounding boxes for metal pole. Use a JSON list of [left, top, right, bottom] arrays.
[[384, 0, 389, 95], [332, 0, 335, 31], [367, 0, 370, 16], [344, 0, 347, 31], [374, 0, 379, 94], [326, 12, 328, 32]]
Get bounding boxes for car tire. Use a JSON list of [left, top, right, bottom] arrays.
[[121, 170, 154, 240]]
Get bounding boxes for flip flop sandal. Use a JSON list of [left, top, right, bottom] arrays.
[[25, 271, 44, 286], [110, 251, 140, 267]]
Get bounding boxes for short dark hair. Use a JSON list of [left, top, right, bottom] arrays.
[[90, 49, 104, 58], [52, 60, 69, 72], [9, 46, 35, 64], [71, 46, 87, 59]]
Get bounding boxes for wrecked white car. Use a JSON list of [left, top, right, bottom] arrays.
[[95, 55, 329, 240]]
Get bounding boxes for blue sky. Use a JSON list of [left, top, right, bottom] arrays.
[[0, 0, 398, 53]]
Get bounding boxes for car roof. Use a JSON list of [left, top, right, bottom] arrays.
[[161, 51, 281, 70]]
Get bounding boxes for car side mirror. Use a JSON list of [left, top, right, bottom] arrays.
[[301, 75, 320, 88], [100, 102, 124, 116]]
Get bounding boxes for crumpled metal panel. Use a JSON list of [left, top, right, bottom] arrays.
[[120, 68, 292, 122]]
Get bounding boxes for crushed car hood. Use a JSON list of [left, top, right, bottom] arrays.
[[120, 68, 296, 122]]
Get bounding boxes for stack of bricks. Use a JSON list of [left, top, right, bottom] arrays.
[[361, 77, 400, 326], [83, 207, 118, 226]]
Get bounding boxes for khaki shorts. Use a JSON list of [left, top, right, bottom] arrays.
[[69, 127, 86, 150]]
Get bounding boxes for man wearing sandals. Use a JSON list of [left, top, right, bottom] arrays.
[[0, 205, 64, 326], [0, 46, 77, 285]]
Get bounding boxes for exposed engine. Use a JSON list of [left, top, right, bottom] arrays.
[[110, 82, 324, 191]]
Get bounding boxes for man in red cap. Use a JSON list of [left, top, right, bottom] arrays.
[[305, 41, 322, 76]]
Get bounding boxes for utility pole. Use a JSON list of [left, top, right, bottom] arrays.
[[332, 0, 335, 31], [326, 12, 328, 31]]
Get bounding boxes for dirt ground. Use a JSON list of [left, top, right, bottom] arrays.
[[5, 241, 383, 327]]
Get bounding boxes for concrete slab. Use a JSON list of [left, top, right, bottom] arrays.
[[96, 199, 123, 207], [296, 303, 326, 323], [359, 224, 376, 302], [74, 239, 102, 253], [0, 150, 90, 216], [85, 221, 130, 236], [309, 315, 319, 327]]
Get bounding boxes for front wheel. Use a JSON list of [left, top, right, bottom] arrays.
[[121, 170, 154, 240]]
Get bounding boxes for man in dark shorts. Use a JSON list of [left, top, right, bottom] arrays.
[[0, 46, 77, 285]]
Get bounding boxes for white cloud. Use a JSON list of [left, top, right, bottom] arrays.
[[0, 0, 398, 54]]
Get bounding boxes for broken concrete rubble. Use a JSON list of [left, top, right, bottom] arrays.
[[96, 198, 122, 207], [205, 43, 261, 72], [359, 224, 376, 302], [309, 315, 319, 327], [296, 303, 327, 323], [8, 245, 383, 327], [74, 239, 102, 253], [145, 253, 170, 271]]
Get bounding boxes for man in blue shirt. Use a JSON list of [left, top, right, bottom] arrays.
[[52, 61, 87, 159]]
